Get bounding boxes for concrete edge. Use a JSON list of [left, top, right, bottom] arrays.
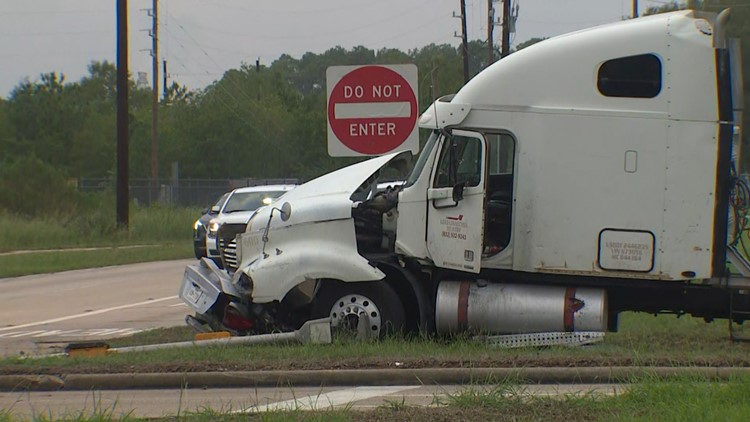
[[0, 375, 65, 391], [2, 367, 750, 391]]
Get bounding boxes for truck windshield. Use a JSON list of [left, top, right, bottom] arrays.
[[404, 131, 439, 187]]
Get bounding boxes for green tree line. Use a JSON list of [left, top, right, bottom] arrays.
[[0, 44, 480, 183]]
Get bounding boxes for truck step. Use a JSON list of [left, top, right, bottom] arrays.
[[729, 289, 750, 342], [479, 331, 605, 348]]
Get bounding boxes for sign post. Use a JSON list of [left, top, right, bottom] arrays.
[[326, 64, 419, 157]]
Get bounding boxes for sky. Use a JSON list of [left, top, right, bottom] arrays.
[[0, 0, 667, 98]]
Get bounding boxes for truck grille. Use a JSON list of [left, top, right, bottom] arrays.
[[221, 239, 239, 272], [217, 223, 246, 273]]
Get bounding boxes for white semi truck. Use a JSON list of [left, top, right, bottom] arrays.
[[179, 10, 749, 339]]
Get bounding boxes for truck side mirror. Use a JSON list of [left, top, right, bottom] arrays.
[[452, 183, 465, 203]]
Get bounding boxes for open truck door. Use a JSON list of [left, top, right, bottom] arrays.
[[426, 130, 487, 273]]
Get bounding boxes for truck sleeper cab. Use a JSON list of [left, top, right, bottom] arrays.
[[394, 9, 746, 330]]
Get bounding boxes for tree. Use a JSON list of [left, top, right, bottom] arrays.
[[0, 154, 79, 217], [514, 37, 547, 52], [0, 98, 17, 158], [7, 72, 83, 173], [1, 43, 477, 184], [643, 1, 684, 15]]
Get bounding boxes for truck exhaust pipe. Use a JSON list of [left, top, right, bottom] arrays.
[[435, 281, 607, 334]]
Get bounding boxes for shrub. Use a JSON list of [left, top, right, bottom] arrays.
[[0, 154, 79, 217]]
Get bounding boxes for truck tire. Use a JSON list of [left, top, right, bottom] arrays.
[[313, 281, 405, 340]]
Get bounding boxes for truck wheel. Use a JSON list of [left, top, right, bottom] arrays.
[[314, 281, 405, 340]]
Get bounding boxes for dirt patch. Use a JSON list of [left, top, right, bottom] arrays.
[[2, 353, 749, 376]]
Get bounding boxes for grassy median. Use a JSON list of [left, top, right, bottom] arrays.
[[0, 205, 197, 277], [2, 312, 749, 374]]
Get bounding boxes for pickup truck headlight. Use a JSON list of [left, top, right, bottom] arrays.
[[193, 219, 203, 231], [207, 218, 221, 238]]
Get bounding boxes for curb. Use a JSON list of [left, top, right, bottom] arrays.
[[1, 367, 749, 391]]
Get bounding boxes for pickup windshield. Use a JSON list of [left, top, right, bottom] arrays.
[[223, 191, 286, 213]]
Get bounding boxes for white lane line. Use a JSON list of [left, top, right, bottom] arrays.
[[0, 328, 145, 339], [31, 329, 80, 338], [0, 296, 178, 333], [0, 245, 157, 256], [92, 328, 143, 337], [242, 386, 422, 413], [0, 330, 47, 338]]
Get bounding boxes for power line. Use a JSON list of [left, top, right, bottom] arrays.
[[170, 20, 260, 108], [166, 2, 431, 41], [162, 24, 285, 142], [198, 0, 412, 16]]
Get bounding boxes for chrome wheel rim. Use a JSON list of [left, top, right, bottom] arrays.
[[329, 294, 382, 339]]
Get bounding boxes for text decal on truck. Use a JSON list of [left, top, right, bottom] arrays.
[[598, 229, 655, 272]]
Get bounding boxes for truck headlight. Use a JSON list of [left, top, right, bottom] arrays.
[[193, 219, 203, 231], [207, 218, 221, 238]]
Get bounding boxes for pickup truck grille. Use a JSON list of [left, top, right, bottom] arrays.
[[217, 223, 246, 273]]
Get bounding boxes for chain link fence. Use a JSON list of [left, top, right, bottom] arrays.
[[77, 178, 300, 208]]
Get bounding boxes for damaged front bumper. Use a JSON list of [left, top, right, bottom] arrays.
[[178, 258, 233, 314]]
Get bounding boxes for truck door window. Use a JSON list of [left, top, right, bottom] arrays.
[[434, 135, 482, 188], [597, 54, 661, 98], [485, 133, 515, 254], [488, 134, 514, 175]]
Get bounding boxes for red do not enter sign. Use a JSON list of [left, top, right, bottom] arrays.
[[326, 64, 419, 156]]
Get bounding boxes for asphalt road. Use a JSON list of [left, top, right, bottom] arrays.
[[0, 259, 193, 357]]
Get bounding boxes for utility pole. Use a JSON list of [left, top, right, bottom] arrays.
[[501, 0, 511, 58], [430, 64, 439, 101], [459, 0, 469, 83], [149, 0, 159, 202], [487, 0, 495, 66], [116, 0, 129, 228], [163, 59, 167, 98], [633, 0, 638, 18]]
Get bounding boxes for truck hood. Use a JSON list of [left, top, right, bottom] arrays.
[[249, 152, 402, 228]]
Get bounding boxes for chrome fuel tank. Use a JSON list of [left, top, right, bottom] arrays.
[[435, 281, 607, 334]]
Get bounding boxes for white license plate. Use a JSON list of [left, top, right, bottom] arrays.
[[184, 283, 204, 305]]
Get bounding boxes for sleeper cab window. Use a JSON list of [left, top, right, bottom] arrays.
[[597, 54, 662, 99]]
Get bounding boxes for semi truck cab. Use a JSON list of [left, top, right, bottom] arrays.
[[179, 10, 748, 339]]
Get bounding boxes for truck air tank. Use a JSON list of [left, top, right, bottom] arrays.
[[435, 281, 607, 334]]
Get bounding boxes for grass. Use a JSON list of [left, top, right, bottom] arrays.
[[0, 205, 198, 277], [620, 375, 750, 421], [0, 243, 193, 278], [2, 312, 750, 375], [3, 376, 750, 421]]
